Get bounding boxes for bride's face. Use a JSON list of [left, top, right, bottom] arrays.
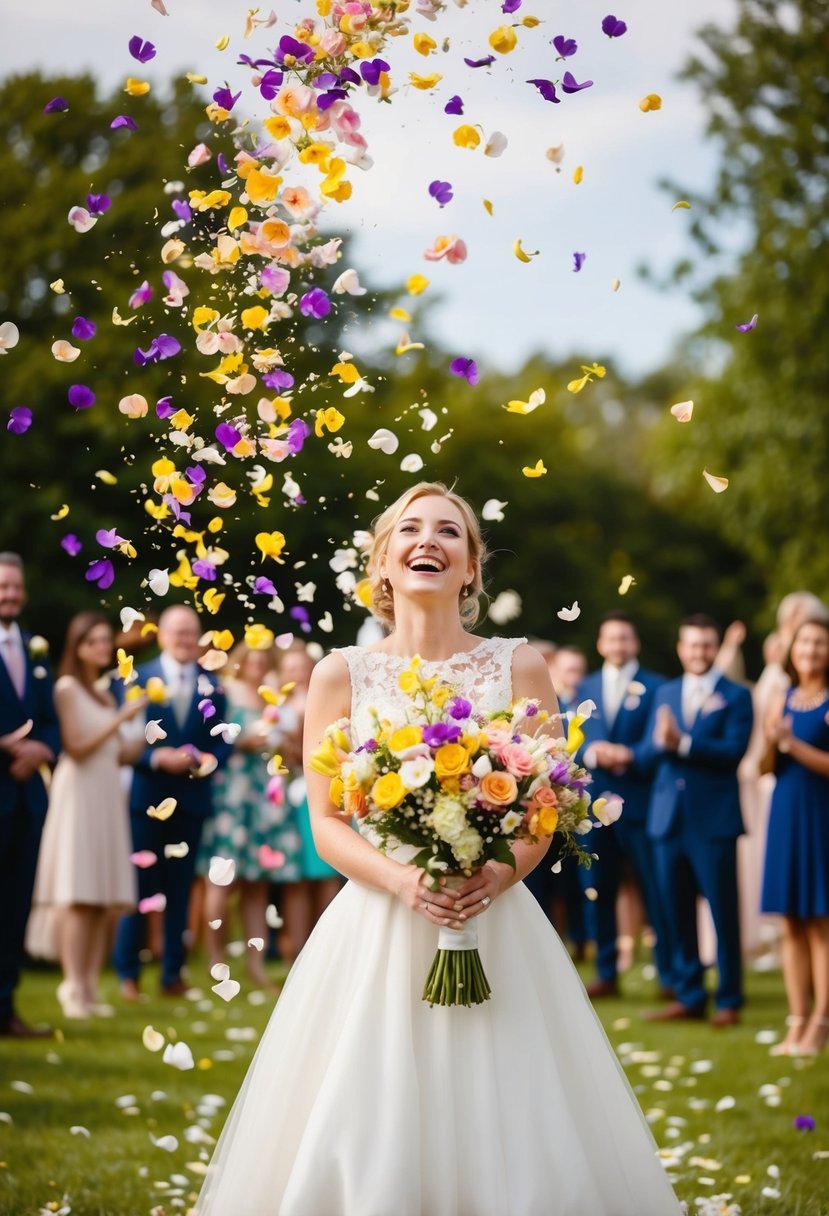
[[381, 494, 474, 607]]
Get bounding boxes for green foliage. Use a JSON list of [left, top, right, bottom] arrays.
[[646, 0, 829, 617]]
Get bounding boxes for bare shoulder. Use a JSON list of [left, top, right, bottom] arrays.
[[511, 642, 550, 681], [307, 651, 351, 714]]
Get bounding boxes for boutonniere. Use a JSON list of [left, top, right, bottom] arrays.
[[27, 635, 49, 659], [623, 680, 646, 711], [701, 692, 727, 716], [32, 666, 48, 680]]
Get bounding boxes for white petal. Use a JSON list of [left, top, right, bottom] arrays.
[[210, 963, 230, 982], [147, 568, 170, 596], [367, 428, 399, 454], [419, 407, 438, 431], [557, 601, 581, 622], [703, 469, 729, 493], [212, 978, 241, 1002], [120, 606, 145, 632], [162, 1042, 194, 1071], [0, 321, 20, 352], [576, 698, 597, 719], [208, 856, 236, 886], [145, 720, 167, 744], [331, 268, 366, 295], [400, 453, 424, 473], [484, 131, 508, 157], [482, 498, 507, 522], [670, 400, 694, 422]]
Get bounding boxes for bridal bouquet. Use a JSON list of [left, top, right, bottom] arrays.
[[311, 656, 607, 1007]]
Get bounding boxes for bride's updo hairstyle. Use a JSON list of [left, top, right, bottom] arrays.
[[366, 481, 488, 630]]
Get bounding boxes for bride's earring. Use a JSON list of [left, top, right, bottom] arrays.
[[462, 582, 471, 598]]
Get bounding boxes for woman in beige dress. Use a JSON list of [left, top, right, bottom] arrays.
[[29, 612, 146, 1017]]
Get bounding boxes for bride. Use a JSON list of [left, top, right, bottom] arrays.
[[195, 482, 682, 1216]]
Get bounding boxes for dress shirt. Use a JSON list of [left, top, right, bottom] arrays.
[[0, 621, 26, 699], [159, 654, 197, 728], [677, 666, 722, 755], [602, 659, 639, 731]]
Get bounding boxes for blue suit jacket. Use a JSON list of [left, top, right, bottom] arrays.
[[637, 674, 753, 841], [130, 658, 232, 820], [0, 632, 60, 817], [576, 666, 664, 825]]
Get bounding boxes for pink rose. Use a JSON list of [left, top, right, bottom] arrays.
[[319, 29, 347, 56], [500, 743, 535, 779], [481, 726, 512, 759]]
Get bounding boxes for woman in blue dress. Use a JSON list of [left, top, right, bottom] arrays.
[[761, 617, 829, 1056]]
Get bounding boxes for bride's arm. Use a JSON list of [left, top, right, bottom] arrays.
[[302, 653, 465, 927]]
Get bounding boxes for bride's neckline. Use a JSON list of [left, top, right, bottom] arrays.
[[366, 637, 492, 665]]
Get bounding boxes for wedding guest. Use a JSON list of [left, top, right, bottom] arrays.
[[760, 618, 829, 1056], [0, 553, 60, 1038], [549, 646, 587, 709], [642, 614, 753, 1026], [198, 640, 288, 989], [113, 604, 231, 999], [27, 613, 145, 1018]]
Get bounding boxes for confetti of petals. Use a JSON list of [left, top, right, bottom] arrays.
[[736, 313, 759, 332], [7, 407, 32, 434], [43, 96, 69, 113], [208, 856, 236, 886], [139, 892, 167, 913], [68, 384, 96, 410], [111, 115, 138, 131], [144, 720, 167, 744], [527, 79, 560, 104], [299, 287, 331, 319], [482, 499, 508, 521], [670, 400, 694, 422], [489, 25, 517, 54], [142, 1025, 165, 1052], [703, 469, 729, 493], [124, 77, 151, 96], [146, 797, 177, 821], [601, 14, 628, 37], [428, 180, 454, 206], [573, 251, 587, 272], [61, 534, 82, 556], [212, 977, 242, 1001], [672, 200, 691, 211], [557, 601, 581, 621], [552, 35, 577, 57], [128, 35, 157, 62], [794, 1115, 816, 1132], [148, 567, 170, 595], [464, 55, 496, 68], [0, 321, 20, 354], [400, 453, 425, 473], [130, 850, 158, 869], [258, 845, 286, 870], [162, 1042, 194, 1071], [444, 95, 464, 115], [522, 460, 547, 478], [618, 574, 636, 594], [505, 388, 545, 414], [513, 238, 539, 262], [562, 71, 593, 94], [85, 559, 115, 589], [68, 206, 97, 233], [367, 428, 399, 455], [450, 356, 478, 384], [640, 93, 662, 112]]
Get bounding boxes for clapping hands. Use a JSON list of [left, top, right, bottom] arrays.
[[592, 741, 634, 773], [653, 704, 682, 752]]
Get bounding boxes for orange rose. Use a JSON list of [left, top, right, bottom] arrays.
[[530, 785, 558, 808], [342, 771, 367, 819], [478, 770, 518, 806]]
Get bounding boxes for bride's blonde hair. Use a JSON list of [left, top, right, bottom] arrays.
[[365, 482, 487, 630]]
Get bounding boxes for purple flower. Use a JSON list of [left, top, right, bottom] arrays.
[[192, 559, 217, 581], [215, 422, 242, 450], [61, 534, 82, 556], [68, 384, 96, 410], [7, 407, 32, 435], [360, 58, 390, 86], [572, 251, 587, 272], [71, 316, 96, 340], [111, 115, 137, 131], [318, 89, 348, 111], [134, 333, 181, 365], [450, 356, 479, 385], [278, 35, 315, 64], [198, 697, 217, 720], [85, 559, 115, 590], [552, 35, 578, 57], [260, 265, 290, 296], [171, 198, 192, 223], [527, 78, 560, 103], [448, 696, 473, 721], [549, 760, 570, 783], [128, 281, 153, 309], [253, 576, 278, 596], [86, 193, 111, 215], [464, 55, 496, 69], [562, 71, 593, 94], [362, 739, 378, 753], [444, 95, 464, 115], [262, 368, 295, 391], [286, 417, 310, 455], [44, 96, 69, 114], [794, 1115, 815, 1132], [213, 86, 242, 112], [290, 606, 311, 633], [736, 313, 758, 332], [339, 67, 361, 87], [428, 180, 453, 206], [601, 14, 627, 37], [422, 722, 462, 748], [299, 287, 332, 319], [525, 703, 539, 717], [96, 527, 125, 549], [128, 35, 157, 62], [155, 395, 175, 419], [502, 0, 522, 10], [259, 69, 284, 101]]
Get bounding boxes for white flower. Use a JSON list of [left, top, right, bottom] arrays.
[[453, 826, 484, 867], [399, 756, 435, 788], [488, 590, 522, 625], [500, 810, 522, 833], [471, 754, 492, 778], [27, 635, 49, 657], [429, 792, 467, 843]]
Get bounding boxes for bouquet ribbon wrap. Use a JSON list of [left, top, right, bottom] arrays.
[[423, 875, 491, 1007]]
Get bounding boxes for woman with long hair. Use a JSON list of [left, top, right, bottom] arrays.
[[195, 482, 681, 1216], [28, 612, 146, 1018], [761, 617, 829, 1055]]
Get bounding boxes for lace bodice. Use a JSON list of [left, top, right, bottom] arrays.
[[337, 637, 528, 745]]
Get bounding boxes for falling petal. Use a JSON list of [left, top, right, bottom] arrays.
[[703, 469, 729, 493], [736, 313, 759, 332], [557, 602, 580, 621], [522, 460, 547, 478], [208, 856, 236, 886], [146, 797, 177, 821], [670, 400, 694, 422], [513, 238, 539, 263], [672, 200, 691, 211], [482, 499, 508, 521], [618, 574, 636, 595], [639, 93, 662, 112], [400, 453, 425, 473], [367, 428, 399, 454]]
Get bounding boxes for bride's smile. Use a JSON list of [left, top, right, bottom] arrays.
[[381, 495, 474, 603]]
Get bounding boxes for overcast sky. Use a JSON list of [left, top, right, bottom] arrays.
[[2, 0, 736, 378]]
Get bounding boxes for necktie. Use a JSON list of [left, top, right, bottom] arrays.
[[685, 680, 707, 728], [605, 668, 626, 729], [2, 636, 26, 699], [172, 668, 192, 728]]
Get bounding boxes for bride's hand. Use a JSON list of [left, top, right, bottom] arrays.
[[394, 866, 464, 929], [451, 862, 510, 921]]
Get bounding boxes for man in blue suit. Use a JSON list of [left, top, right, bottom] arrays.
[[114, 604, 231, 998], [641, 614, 753, 1026], [0, 553, 60, 1037], [576, 612, 671, 998]]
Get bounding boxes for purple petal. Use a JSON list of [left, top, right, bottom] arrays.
[[299, 288, 331, 319], [289, 606, 311, 633], [552, 35, 578, 57], [259, 68, 285, 100], [428, 180, 453, 206], [128, 281, 153, 309], [359, 58, 390, 86], [444, 95, 464, 115], [794, 1115, 816, 1132], [278, 35, 315, 64], [7, 407, 32, 435], [191, 560, 217, 581], [68, 384, 96, 410], [285, 417, 310, 454], [254, 577, 278, 596], [260, 265, 290, 296], [561, 71, 593, 94], [736, 313, 758, 332], [217, 153, 229, 176], [213, 86, 242, 112], [527, 78, 560, 103], [450, 357, 479, 385], [339, 67, 361, 86], [262, 368, 295, 391], [96, 528, 124, 549], [186, 464, 207, 486], [44, 96, 69, 114], [128, 35, 157, 63], [110, 115, 138, 131], [61, 533, 82, 556], [154, 333, 181, 359], [86, 193, 111, 214], [464, 55, 496, 68], [601, 14, 627, 37], [155, 395, 175, 419], [572, 251, 587, 272], [198, 698, 217, 720], [71, 316, 96, 340], [317, 89, 348, 111], [171, 198, 192, 223], [85, 559, 115, 590], [502, 0, 522, 10], [215, 422, 242, 451]]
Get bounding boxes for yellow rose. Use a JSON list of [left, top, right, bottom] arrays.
[[398, 670, 420, 695], [371, 772, 407, 811], [434, 743, 471, 782], [329, 776, 344, 808], [388, 725, 423, 754], [461, 732, 481, 756], [534, 805, 559, 836]]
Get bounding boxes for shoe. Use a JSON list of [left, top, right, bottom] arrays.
[[585, 978, 620, 999], [160, 978, 188, 997], [790, 1015, 829, 1057], [119, 978, 141, 1003], [0, 1015, 53, 1039], [769, 1014, 808, 1056], [56, 981, 90, 1019], [643, 1001, 706, 1022], [710, 1008, 741, 1028]]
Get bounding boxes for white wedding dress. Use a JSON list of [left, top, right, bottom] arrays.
[[195, 638, 682, 1216]]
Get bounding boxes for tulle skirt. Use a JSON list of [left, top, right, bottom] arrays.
[[196, 878, 681, 1216]]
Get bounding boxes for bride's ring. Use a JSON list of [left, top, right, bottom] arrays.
[[481, 896, 491, 908], [422, 900, 429, 910]]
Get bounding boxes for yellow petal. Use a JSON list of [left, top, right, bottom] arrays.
[[215, 34, 230, 50], [639, 93, 662, 112], [395, 332, 425, 355], [573, 165, 584, 185], [50, 504, 70, 520], [522, 460, 547, 478], [413, 32, 436, 55], [504, 388, 545, 415], [409, 73, 442, 90], [406, 274, 430, 296], [483, 199, 493, 215], [147, 797, 177, 821], [513, 238, 538, 263], [50, 279, 65, 294], [611, 278, 621, 292], [389, 307, 412, 322], [521, 15, 540, 27], [186, 72, 208, 85], [96, 470, 118, 485], [453, 124, 481, 149], [124, 78, 151, 96], [489, 25, 517, 54], [672, 200, 691, 211], [703, 469, 729, 493], [228, 205, 248, 232], [112, 306, 136, 326], [241, 305, 270, 330], [202, 589, 225, 615], [618, 574, 636, 595]]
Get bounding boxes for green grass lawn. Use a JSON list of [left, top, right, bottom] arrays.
[[0, 956, 827, 1216]]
